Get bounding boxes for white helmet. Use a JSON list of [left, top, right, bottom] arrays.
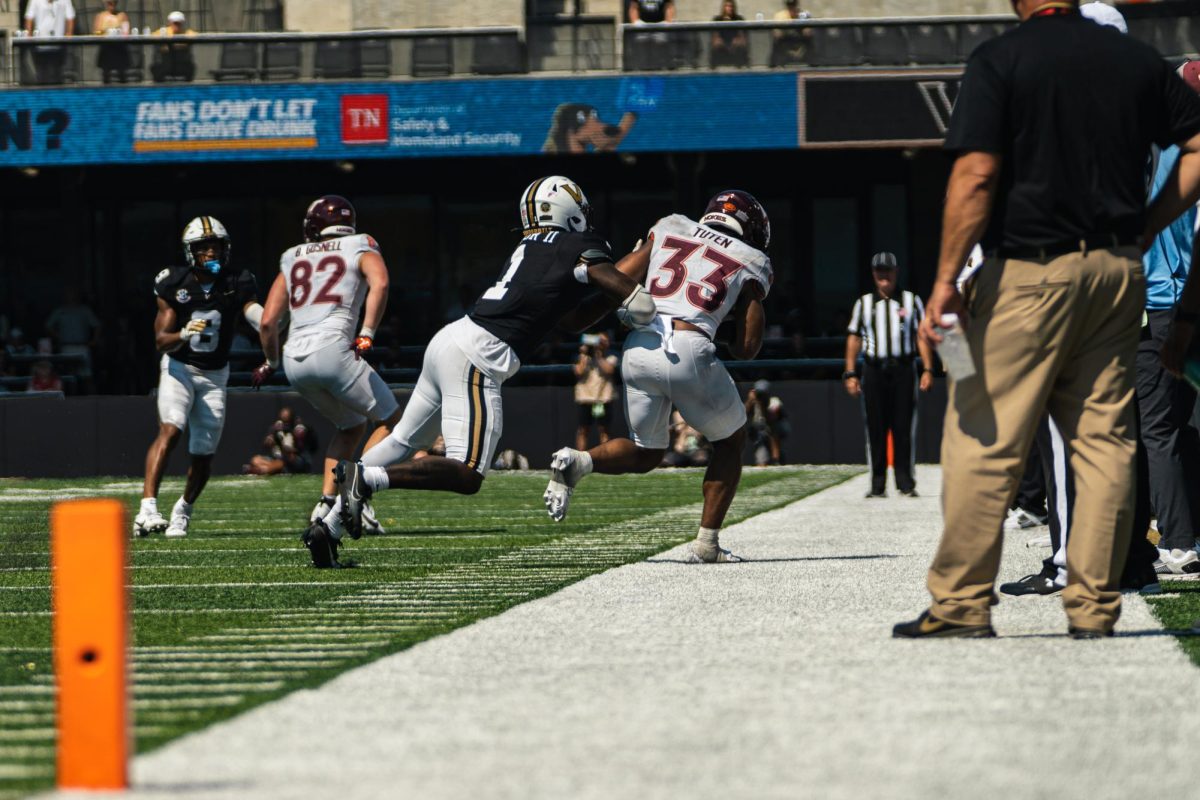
[[181, 216, 231, 276], [519, 176, 591, 233]]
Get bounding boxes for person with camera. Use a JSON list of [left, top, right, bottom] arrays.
[[574, 332, 619, 450]]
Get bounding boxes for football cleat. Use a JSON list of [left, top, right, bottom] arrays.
[[544, 447, 587, 522], [685, 542, 744, 564], [361, 502, 385, 536], [334, 459, 371, 540], [164, 515, 189, 539], [133, 510, 168, 538], [302, 519, 341, 569]]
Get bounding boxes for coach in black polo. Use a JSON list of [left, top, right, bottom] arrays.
[[843, 252, 935, 498], [895, 0, 1200, 639]]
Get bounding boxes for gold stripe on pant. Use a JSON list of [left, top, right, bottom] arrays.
[[927, 246, 1145, 631]]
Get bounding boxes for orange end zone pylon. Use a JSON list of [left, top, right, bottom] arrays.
[[51, 499, 130, 790], [887, 430, 895, 468]]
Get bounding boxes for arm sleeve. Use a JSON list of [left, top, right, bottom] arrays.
[[943, 46, 1007, 154], [1156, 62, 1200, 148], [847, 297, 863, 335], [238, 271, 259, 305], [574, 233, 615, 284], [913, 293, 925, 324]]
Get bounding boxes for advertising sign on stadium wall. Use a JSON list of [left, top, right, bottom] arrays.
[[0, 73, 798, 167], [799, 69, 964, 149]]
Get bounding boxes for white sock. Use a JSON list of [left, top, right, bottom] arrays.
[[697, 527, 720, 547], [362, 436, 414, 467], [576, 450, 594, 477], [322, 499, 344, 539], [140, 497, 158, 514], [363, 466, 390, 493], [173, 497, 192, 515]]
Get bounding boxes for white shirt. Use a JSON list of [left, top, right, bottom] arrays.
[[25, 0, 76, 37], [279, 233, 379, 357]]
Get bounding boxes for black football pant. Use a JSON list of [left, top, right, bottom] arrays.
[[1012, 446, 1047, 517], [1136, 310, 1200, 552], [861, 359, 916, 494]]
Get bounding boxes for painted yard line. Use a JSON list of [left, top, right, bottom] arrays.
[[0, 700, 50, 711], [0, 746, 53, 758], [126, 660, 343, 670], [0, 715, 51, 726], [0, 581, 379, 591], [2, 545, 519, 558], [133, 651, 370, 661], [137, 642, 386, 653], [0, 686, 52, 696], [0, 765, 52, 779], [134, 682, 284, 695], [134, 696, 245, 710], [0, 729, 53, 741], [1, 561, 509, 572], [196, 629, 418, 640], [0, 608, 281, 617], [130, 671, 302, 682]]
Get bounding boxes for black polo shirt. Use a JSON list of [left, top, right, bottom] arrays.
[[944, 10, 1200, 253]]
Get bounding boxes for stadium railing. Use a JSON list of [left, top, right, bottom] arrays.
[[5, 4, 1199, 87]]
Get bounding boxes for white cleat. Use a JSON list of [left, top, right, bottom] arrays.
[[685, 542, 744, 563], [165, 507, 190, 539], [544, 447, 586, 522], [132, 510, 168, 538], [361, 502, 386, 536], [310, 498, 333, 524]]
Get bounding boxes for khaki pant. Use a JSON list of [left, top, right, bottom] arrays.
[[927, 247, 1144, 631]]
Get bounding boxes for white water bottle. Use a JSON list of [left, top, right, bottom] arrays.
[[936, 313, 976, 381]]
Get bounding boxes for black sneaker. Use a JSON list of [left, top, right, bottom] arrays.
[[334, 459, 371, 540], [865, 491, 886, 499], [1068, 626, 1113, 640], [302, 519, 341, 569], [900, 489, 919, 498], [999, 573, 1061, 597], [893, 610, 996, 639]]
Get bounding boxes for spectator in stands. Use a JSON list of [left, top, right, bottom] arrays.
[[662, 410, 711, 467], [45, 286, 100, 394], [771, 0, 811, 67], [151, 11, 196, 82], [23, 0, 76, 86], [746, 379, 788, 465], [93, 0, 131, 83], [243, 407, 316, 475], [28, 360, 64, 393], [628, 0, 675, 71], [5, 328, 35, 359], [574, 332, 618, 450], [710, 0, 748, 68]]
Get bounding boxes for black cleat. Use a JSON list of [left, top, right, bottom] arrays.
[[1067, 626, 1113, 640], [302, 519, 342, 569], [865, 491, 886, 499], [899, 489, 919, 498], [334, 459, 372, 541], [893, 610, 996, 639], [1000, 572, 1062, 597]]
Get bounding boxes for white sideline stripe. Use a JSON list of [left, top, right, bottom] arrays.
[[0, 581, 376, 591], [0, 562, 493, 572], [0, 729, 53, 741], [134, 651, 368, 661], [137, 642, 384, 652], [3, 545, 516, 558], [129, 660, 343, 671], [0, 608, 282, 617], [134, 696, 245, 710], [0, 686, 52, 696], [197, 629, 413, 639], [0, 764, 52, 778], [0, 745, 53, 758], [0, 714, 52, 725], [132, 671, 301, 682]]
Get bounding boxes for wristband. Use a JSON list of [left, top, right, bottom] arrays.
[[359, 326, 376, 340], [842, 371, 859, 381], [1176, 309, 1199, 325]]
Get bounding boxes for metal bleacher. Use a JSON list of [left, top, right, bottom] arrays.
[[4, 3, 1199, 86]]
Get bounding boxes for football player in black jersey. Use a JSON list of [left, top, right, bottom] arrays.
[[133, 216, 262, 539], [302, 176, 657, 567]]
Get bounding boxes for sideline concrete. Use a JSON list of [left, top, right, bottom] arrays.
[[107, 467, 1198, 799]]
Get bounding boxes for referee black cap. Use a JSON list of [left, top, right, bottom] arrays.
[[871, 251, 897, 270]]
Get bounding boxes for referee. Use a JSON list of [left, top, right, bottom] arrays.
[[843, 252, 935, 498]]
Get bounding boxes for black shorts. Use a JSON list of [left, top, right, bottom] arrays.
[[577, 402, 611, 428]]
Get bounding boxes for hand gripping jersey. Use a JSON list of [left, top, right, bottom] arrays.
[[154, 266, 258, 371], [643, 214, 773, 339], [469, 228, 614, 361], [278, 233, 381, 357]]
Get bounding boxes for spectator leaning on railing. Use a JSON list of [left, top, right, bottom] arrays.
[[628, 0, 675, 71], [771, 0, 810, 67], [711, 0, 748, 68], [23, 0, 76, 86], [152, 10, 196, 83], [94, 0, 131, 84]]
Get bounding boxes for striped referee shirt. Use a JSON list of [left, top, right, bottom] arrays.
[[847, 290, 924, 361]]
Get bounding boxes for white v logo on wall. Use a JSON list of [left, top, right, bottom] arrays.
[[915, 80, 961, 136]]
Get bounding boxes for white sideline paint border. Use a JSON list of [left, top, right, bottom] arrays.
[[110, 466, 1200, 800]]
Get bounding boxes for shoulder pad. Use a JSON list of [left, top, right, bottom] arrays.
[[361, 234, 380, 253]]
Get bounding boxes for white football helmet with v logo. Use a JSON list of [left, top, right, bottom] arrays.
[[519, 176, 591, 233]]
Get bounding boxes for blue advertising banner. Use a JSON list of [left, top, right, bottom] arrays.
[[0, 73, 799, 167]]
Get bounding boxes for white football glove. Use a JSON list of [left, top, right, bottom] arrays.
[[179, 319, 208, 342]]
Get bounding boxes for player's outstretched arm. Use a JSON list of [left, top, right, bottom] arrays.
[[558, 241, 656, 332], [259, 273, 289, 367], [730, 282, 766, 360]]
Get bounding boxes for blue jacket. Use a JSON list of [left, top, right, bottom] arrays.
[[1144, 145, 1196, 310]]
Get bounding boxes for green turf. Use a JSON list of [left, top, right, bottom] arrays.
[[0, 466, 858, 797], [1145, 581, 1200, 665]]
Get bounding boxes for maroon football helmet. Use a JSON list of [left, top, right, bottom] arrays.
[[699, 190, 770, 251], [303, 195, 357, 242]]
